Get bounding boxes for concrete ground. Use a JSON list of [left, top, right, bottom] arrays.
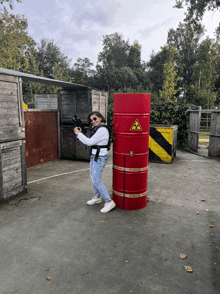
[[0, 150, 219, 294]]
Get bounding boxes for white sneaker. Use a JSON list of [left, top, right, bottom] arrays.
[[87, 197, 103, 205], [100, 200, 116, 213]]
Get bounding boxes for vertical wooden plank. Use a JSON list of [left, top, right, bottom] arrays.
[[0, 146, 3, 200], [57, 110, 61, 158], [188, 111, 200, 152], [18, 78, 23, 128], [88, 89, 92, 114], [21, 140, 27, 192], [106, 92, 108, 121], [208, 112, 220, 157]]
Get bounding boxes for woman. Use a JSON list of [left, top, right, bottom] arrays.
[[74, 111, 116, 213]]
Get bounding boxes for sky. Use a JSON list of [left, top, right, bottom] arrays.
[[9, 0, 220, 68]]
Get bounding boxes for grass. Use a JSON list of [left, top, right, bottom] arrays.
[[199, 129, 209, 143]]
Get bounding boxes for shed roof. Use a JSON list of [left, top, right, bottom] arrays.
[[0, 67, 89, 90]]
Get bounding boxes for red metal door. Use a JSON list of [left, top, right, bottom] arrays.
[[24, 111, 58, 168], [113, 93, 151, 210]]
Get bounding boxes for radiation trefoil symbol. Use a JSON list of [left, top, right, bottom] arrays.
[[130, 119, 142, 131]]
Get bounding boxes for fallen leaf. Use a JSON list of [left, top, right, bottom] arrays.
[[184, 266, 193, 273], [205, 209, 209, 212], [46, 276, 53, 280], [208, 224, 214, 228], [46, 267, 52, 271], [180, 253, 187, 259]]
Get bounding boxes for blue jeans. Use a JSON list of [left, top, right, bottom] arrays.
[[90, 155, 111, 203]]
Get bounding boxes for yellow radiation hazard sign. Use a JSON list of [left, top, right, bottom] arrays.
[[130, 119, 142, 131]]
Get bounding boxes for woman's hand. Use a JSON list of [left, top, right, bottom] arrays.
[[74, 127, 82, 135]]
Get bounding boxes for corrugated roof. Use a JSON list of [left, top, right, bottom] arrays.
[[0, 67, 89, 89]]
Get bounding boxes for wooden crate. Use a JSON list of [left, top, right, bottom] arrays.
[[0, 74, 25, 143], [0, 140, 27, 200]]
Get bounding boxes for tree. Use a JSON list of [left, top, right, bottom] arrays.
[[146, 45, 180, 94], [159, 46, 180, 103], [128, 40, 142, 70], [72, 57, 95, 85], [117, 67, 138, 90], [97, 33, 130, 69], [189, 38, 219, 109], [0, 8, 36, 71], [0, 0, 21, 10], [167, 21, 204, 102], [175, 0, 220, 22], [95, 33, 145, 91], [35, 38, 70, 80]]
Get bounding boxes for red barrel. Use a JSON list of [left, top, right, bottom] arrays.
[[113, 93, 151, 210]]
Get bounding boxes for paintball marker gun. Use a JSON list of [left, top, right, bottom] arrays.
[[72, 115, 87, 134]]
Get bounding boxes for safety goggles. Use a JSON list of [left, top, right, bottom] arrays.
[[90, 117, 98, 122]]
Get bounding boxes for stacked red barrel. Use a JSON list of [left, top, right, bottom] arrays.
[[112, 93, 151, 210]]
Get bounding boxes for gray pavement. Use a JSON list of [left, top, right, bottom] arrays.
[[0, 150, 220, 294]]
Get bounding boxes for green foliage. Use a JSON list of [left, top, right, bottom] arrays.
[[159, 46, 180, 103], [71, 57, 95, 86], [35, 38, 70, 80], [95, 33, 146, 92], [97, 33, 130, 69], [0, 0, 20, 10], [175, 0, 220, 22], [167, 22, 204, 103], [0, 8, 36, 71], [128, 41, 142, 70], [146, 45, 180, 94], [189, 38, 220, 109]]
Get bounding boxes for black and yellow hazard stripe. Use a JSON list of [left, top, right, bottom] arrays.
[[149, 127, 173, 163]]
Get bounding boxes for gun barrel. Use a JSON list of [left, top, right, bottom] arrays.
[[72, 116, 87, 134]]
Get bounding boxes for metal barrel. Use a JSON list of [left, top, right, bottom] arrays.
[[112, 93, 151, 210]]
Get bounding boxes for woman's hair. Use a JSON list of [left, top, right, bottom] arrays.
[[87, 111, 107, 124]]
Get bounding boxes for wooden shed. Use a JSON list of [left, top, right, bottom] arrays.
[[0, 67, 108, 199]]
